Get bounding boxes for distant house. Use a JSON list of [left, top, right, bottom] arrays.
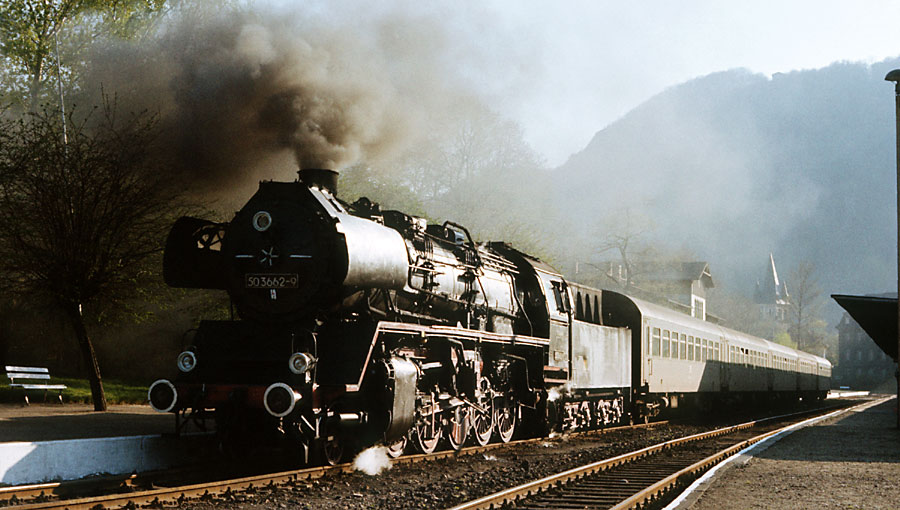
[[834, 313, 896, 391], [638, 261, 714, 321], [754, 253, 790, 322], [595, 260, 718, 323]]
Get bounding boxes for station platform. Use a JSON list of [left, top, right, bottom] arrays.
[[0, 403, 174, 442], [0, 404, 210, 486], [671, 396, 900, 510]]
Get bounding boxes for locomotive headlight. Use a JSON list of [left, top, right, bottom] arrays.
[[252, 211, 272, 232], [288, 352, 315, 375], [176, 350, 197, 373]]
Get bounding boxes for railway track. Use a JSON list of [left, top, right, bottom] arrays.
[[447, 398, 875, 510], [0, 421, 665, 509]]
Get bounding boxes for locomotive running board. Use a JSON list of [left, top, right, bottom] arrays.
[[344, 321, 550, 392]]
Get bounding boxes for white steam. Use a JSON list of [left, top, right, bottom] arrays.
[[547, 382, 574, 402], [352, 446, 393, 476]]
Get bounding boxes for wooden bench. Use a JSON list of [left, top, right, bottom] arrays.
[[5, 366, 67, 405]]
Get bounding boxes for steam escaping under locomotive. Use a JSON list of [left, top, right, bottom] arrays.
[[149, 169, 831, 463]]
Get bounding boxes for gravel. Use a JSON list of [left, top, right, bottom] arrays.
[[177, 400, 855, 510], [180, 424, 709, 510]]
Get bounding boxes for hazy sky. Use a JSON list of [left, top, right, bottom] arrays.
[[293, 1, 900, 166]]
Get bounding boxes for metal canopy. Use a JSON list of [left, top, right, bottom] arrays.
[[832, 294, 898, 361]]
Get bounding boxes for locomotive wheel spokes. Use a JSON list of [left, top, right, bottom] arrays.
[[385, 435, 407, 458], [445, 406, 470, 451], [493, 397, 517, 443], [414, 412, 441, 454], [471, 403, 493, 446], [471, 378, 494, 446], [322, 435, 344, 466]]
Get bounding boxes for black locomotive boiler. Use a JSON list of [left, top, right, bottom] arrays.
[[148, 169, 830, 463]]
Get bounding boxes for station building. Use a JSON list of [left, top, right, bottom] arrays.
[[833, 312, 896, 391]]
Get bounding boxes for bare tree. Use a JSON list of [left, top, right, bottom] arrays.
[[587, 208, 656, 291], [0, 102, 186, 410], [787, 260, 824, 352]]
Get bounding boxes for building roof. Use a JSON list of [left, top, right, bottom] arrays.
[[754, 253, 789, 305], [640, 261, 714, 288], [832, 293, 898, 361]]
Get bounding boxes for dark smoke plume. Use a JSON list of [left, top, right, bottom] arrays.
[[84, 5, 476, 197]]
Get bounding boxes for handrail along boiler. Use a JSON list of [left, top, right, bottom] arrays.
[[148, 169, 829, 462]]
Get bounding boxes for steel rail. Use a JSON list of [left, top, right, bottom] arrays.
[[610, 397, 889, 510], [446, 400, 862, 510], [1, 421, 667, 509]]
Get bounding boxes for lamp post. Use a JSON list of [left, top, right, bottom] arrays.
[[885, 69, 900, 428]]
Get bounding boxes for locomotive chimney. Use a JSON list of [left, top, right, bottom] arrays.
[[298, 168, 338, 195]]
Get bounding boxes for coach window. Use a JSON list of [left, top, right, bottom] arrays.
[[695, 340, 702, 361], [687, 336, 694, 361], [679, 334, 686, 359], [662, 330, 670, 357], [652, 328, 661, 356]]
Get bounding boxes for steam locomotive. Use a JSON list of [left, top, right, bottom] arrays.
[[148, 169, 831, 463]]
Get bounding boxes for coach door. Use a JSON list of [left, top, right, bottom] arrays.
[[719, 338, 729, 392]]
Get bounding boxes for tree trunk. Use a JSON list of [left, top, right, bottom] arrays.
[[66, 303, 107, 411]]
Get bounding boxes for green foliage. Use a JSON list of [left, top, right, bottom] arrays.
[[773, 331, 797, 350], [339, 164, 429, 218], [0, 376, 148, 404], [0, 0, 169, 106]]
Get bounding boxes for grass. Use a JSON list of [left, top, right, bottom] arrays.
[[0, 377, 149, 405]]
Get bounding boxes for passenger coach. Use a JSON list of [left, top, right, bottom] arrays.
[[601, 290, 831, 417]]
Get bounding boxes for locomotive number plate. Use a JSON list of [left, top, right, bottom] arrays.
[[245, 274, 299, 289]]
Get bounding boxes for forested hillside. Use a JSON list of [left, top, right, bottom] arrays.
[[553, 58, 900, 301]]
